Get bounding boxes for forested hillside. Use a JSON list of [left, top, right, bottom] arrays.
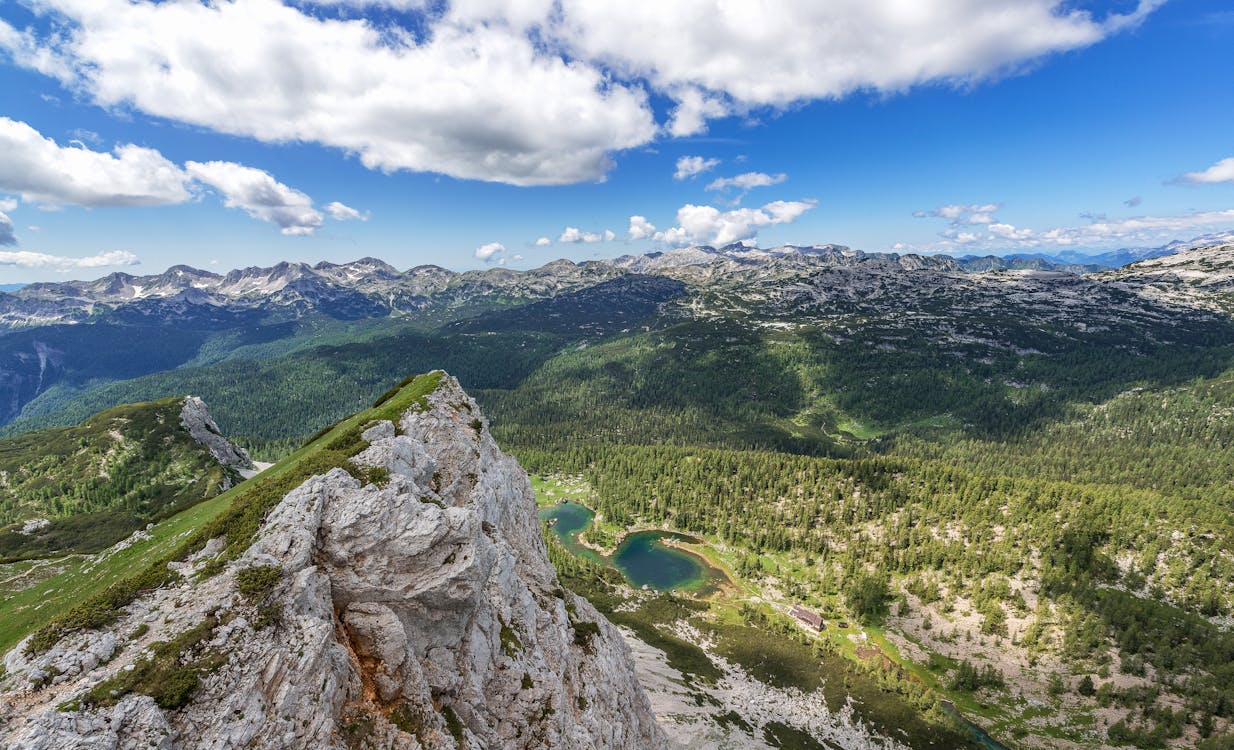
[[0, 398, 243, 561], [3, 244, 1234, 747]]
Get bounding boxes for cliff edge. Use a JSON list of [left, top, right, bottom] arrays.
[[0, 372, 664, 750]]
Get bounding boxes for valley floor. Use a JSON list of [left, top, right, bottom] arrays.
[[532, 471, 1231, 750]]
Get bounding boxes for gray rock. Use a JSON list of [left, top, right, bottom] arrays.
[[19, 518, 51, 535], [6, 695, 173, 750], [4, 631, 117, 692], [179, 396, 253, 471], [3, 373, 665, 750]]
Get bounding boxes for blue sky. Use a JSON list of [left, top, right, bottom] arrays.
[[0, 0, 1232, 281]]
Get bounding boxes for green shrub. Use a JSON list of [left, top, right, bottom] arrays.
[[979, 603, 1007, 636], [389, 702, 427, 740], [155, 669, 201, 709], [499, 619, 522, 657], [362, 466, 390, 487], [843, 570, 891, 624], [26, 565, 180, 654], [84, 617, 223, 710], [371, 374, 424, 409], [236, 565, 282, 601], [252, 604, 281, 630], [947, 660, 1004, 692], [441, 705, 465, 747], [571, 620, 601, 652]]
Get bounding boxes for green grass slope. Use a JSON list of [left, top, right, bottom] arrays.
[[0, 397, 239, 561], [0, 371, 442, 658]]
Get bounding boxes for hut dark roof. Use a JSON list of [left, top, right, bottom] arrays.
[[789, 605, 823, 630]]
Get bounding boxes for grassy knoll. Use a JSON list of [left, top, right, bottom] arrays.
[[0, 397, 236, 560]]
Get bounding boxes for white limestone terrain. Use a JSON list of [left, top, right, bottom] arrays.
[[0, 376, 664, 750]]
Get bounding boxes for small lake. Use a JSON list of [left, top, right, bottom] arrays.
[[539, 501, 728, 594]]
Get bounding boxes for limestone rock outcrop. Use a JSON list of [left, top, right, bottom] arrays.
[[179, 395, 254, 472], [1, 373, 664, 750]]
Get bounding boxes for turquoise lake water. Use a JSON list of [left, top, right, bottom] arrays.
[[539, 501, 727, 593]]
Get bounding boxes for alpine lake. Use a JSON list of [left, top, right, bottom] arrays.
[[533, 485, 998, 750], [538, 501, 729, 595]]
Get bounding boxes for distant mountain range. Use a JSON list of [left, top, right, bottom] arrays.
[[954, 230, 1234, 271], [5, 232, 1229, 333], [0, 257, 621, 330], [0, 234, 1232, 430]]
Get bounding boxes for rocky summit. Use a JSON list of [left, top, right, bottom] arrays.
[[0, 373, 663, 750]]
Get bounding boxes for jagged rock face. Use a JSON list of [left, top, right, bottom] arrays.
[[180, 395, 254, 472], [0, 375, 664, 750]]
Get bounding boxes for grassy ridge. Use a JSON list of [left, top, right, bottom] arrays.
[[2, 371, 443, 656], [0, 397, 235, 561], [0, 489, 231, 656]]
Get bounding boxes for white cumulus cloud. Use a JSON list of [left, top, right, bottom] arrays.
[[325, 201, 367, 221], [986, 222, 1036, 241], [0, 212, 15, 246], [913, 208, 1234, 252], [627, 215, 657, 240], [655, 199, 817, 247], [1, 1, 1162, 179], [185, 161, 323, 235], [474, 241, 505, 262], [667, 88, 729, 136], [554, 0, 1161, 132], [534, 236, 552, 247], [0, 0, 655, 187], [1043, 209, 1234, 247], [706, 171, 787, 198], [558, 226, 611, 243], [1181, 157, 1234, 185], [0, 249, 139, 270], [0, 117, 191, 207], [0, 119, 329, 236], [914, 203, 1003, 224], [673, 156, 721, 180]]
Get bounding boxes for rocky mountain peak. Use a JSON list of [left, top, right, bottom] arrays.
[[179, 396, 254, 473], [0, 373, 663, 750]]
